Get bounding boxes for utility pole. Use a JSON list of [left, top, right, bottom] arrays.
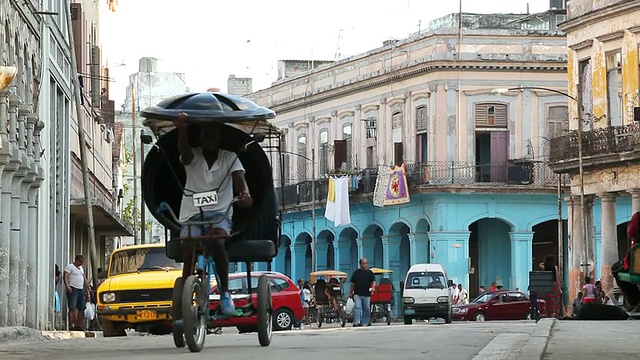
[[65, 0, 99, 287], [140, 129, 146, 244], [311, 149, 316, 272], [130, 83, 139, 245]]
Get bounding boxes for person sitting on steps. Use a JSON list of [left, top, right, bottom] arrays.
[[173, 113, 253, 316]]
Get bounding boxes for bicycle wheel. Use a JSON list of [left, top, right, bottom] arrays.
[[182, 275, 206, 352], [171, 277, 185, 348], [256, 274, 272, 346]]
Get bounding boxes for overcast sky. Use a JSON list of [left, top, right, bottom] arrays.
[[100, 0, 551, 107]]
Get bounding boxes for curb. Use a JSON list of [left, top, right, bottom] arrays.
[[41, 330, 102, 340], [518, 318, 555, 359]]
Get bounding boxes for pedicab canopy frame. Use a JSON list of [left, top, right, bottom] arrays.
[[310, 270, 349, 284], [139, 92, 283, 262], [370, 268, 393, 275]]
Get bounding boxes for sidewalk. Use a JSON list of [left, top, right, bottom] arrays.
[[0, 326, 102, 343], [474, 318, 640, 360]]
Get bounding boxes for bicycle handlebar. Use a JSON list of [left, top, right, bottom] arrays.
[[157, 197, 241, 227]]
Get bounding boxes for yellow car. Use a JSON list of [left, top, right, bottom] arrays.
[[97, 243, 182, 337]]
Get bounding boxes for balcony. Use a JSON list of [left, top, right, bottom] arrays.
[[548, 123, 640, 173], [277, 161, 564, 210]]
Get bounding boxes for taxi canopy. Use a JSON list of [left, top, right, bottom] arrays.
[[310, 270, 348, 284]]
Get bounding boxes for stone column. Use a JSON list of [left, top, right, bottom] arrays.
[[566, 195, 584, 310], [315, 243, 329, 271], [26, 168, 42, 328], [629, 189, 640, 215], [427, 231, 471, 289], [290, 243, 307, 284], [356, 238, 375, 263], [599, 193, 618, 293], [5, 92, 21, 326], [32, 120, 46, 328], [408, 232, 429, 264], [509, 231, 534, 291], [15, 105, 31, 326], [594, 232, 602, 281], [334, 240, 351, 275], [0, 88, 11, 326]]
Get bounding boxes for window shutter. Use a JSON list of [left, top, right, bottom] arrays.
[[333, 139, 347, 170], [392, 112, 403, 129], [394, 142, 404, 166], [475, 103, 507, 128], [416, 106, 428, 132]]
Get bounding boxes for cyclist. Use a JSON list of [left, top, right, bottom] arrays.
[[173, 113, 252, 316]]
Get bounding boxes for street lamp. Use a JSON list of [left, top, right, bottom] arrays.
[[493, 85, 587, 308], [280, 149, 317, 272], [0, 66, 18, 91]]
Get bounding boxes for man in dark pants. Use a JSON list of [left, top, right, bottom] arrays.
[[612, 212, 640, 312], [349, 258, 376, 327]]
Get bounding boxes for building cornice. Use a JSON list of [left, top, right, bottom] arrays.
[[596, 30, 625, 43], [561, 1, 640, 33], [568, 39, 594, 51], [267, 62, 567, 114]]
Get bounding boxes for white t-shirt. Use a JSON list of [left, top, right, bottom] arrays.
[[179, 148, 245, 222], [458, 288, 469, 304], [64, 263, 85, 290], [449, 286, 459, 301]]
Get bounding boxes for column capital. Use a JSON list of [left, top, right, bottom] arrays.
[[628, 188, 640, 196], [508, 231, 535, 242], [17, 104, 32, 116], [290, 243, 307, 252], [381, 235, 401, 245], [598, 192, 617, 202]]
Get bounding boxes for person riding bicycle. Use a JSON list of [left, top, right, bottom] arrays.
[[324, 278, 343, 313], [173, 113, 253, 316]]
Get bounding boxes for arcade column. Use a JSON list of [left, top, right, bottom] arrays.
[[408, 232, 429, 265], [356, 238, 375, 264], [509, 231, 534, 291], [427, 231, 470, 289], [334, 240, 351, 274], [290, 243, 307, 283], [315, 242, 329, 271]]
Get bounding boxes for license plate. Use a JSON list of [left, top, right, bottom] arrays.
[[405, 308, 415, 315], [193, 190, 218, 207], [136, 310, 157, 320]]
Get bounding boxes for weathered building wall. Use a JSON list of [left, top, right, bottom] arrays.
[[0, 0, 45, 328]]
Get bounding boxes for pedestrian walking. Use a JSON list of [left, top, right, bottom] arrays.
[[349, 258, 376, 327]]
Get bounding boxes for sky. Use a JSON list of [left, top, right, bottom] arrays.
[[99, 0, 551, 108]]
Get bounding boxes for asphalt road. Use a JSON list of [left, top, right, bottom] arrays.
[[0, 321, 536, 360]]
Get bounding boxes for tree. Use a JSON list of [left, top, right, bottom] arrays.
[[122, 197, 150, 232]]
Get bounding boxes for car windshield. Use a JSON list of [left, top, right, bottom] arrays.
[[405, 271, 447, 289], [109, 247, 182, 276], [472, 293, 495, 303]]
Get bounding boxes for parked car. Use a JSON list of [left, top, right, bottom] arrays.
[[209, 271, 304, 332], [96, 243, 183, 336], [452, 290, 547, 321]]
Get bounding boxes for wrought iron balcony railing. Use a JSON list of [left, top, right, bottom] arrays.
[[277, 160, 565, 208], [549, 123, 640, 164]]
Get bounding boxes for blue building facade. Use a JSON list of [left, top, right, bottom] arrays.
[[267, 189, 632, 308]]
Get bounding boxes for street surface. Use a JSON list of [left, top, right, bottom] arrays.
[[0, 321, 536, 360]]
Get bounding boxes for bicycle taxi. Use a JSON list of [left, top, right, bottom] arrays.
[[369, 267, 394, 325], [309, 270, 348, 327], [140, 92, 282, 352]]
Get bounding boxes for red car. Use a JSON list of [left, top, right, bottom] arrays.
[[209, 271, 304, 332], [451, 290, 547, 321]]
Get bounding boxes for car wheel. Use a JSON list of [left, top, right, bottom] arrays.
[[404, 316, 412, 325], [273, 308, 293, 331], [474, 312, 486, 322]]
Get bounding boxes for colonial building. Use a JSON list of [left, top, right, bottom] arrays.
[[249, 8, 631, 308], [550, 0, 640, 306], [0, 0, 44, 329]]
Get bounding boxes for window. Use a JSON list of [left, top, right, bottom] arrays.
[[270, 278, 289, 292], [319, 129, 329, 175], [297, 134, 307, 180], [342, 124, 352, 169], [416, 106, 428, 132], [364, 110, 377, 139], [405, 271, 447, 289], [475, 103, 507, 127], [606, 51, 623, 126], [579, 59, 593, 130], [508, 292, 526, 302], [392, 111, 403, 129], [547, 105, 569, 139]]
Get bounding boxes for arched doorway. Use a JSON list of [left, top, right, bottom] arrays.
[[468, 218, 512, 296], [363, 225, 383, 269], [278, 235, 292, 277], [532, 220, 560, 272], [338, 227, 358, 275], [317, 230, 335, 271]]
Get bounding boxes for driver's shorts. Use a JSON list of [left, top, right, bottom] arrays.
[[180, 211, 233, 238]]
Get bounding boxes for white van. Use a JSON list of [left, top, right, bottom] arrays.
[[402, 263, 452, 324]]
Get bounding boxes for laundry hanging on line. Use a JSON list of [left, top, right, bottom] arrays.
[[324, 176, 352, 226]]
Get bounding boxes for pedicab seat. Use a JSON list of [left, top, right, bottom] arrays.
[[617, 244, 640, 284], [314, 280, 329, 305], [372, 278, 393, 303], [141, 92, 280, 264]]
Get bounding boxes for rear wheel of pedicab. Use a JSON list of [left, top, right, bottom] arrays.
[[386, 306, 392, 325], [339, 307, 347, 327], [256, 274, 273, 347], [182, 275, 206, 352], [171, 277, 185, 348], [317, 309, 323, 328]]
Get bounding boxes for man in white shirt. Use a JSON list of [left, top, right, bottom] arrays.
[[173, 113, 252, 316], [63, 254, 91, 331], [448, 280, 459, 304], [457, 284, 469, 305]]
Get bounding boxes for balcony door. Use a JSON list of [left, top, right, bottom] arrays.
[[476, 131, 508, 182]]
